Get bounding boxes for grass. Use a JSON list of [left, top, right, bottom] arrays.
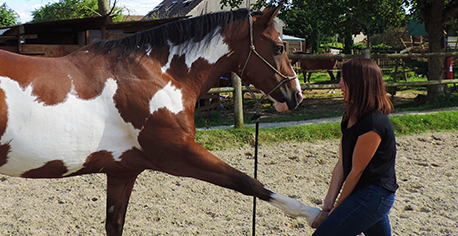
[[196, 110, 458, 151]]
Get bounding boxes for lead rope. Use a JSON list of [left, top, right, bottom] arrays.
[[239, 14, 298, 236]]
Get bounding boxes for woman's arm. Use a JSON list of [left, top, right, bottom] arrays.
[[322, 139, 345, 212], [333, 131, 381, 209]]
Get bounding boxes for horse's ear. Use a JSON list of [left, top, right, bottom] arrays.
[[256, 5, 282, 27]]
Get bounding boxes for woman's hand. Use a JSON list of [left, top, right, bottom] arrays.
[[322, 199, 335, 212]]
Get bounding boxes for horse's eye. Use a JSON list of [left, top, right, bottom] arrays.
[[274, 45, 284, 55]]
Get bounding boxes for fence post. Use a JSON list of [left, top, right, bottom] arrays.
[[363, 48, 371, 59], [232, 72, 244, 129]]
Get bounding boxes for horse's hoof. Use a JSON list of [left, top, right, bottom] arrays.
[[311, 210, 329, 228]]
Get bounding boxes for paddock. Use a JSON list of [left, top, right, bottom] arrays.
[[0, 131, 456, 235]]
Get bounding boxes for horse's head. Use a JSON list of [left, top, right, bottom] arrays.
[[228, 7, 303, 112]]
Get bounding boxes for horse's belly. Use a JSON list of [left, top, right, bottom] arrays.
[[0, 77, 141, 177]]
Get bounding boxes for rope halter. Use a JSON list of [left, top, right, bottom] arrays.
[[240, 14, 298, 120]]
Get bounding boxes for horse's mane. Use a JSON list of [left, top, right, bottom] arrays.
[[90, 9, 251, 57]]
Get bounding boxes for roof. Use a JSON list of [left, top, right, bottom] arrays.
[[282, 35, 305, 42], [408, 19, 427, 37], [144, 0, 204, 20]]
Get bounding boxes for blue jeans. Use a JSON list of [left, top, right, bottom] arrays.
[[312, 185, 395, 236]]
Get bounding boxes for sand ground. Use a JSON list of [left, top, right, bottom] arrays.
[[0, 131, 456, 235]]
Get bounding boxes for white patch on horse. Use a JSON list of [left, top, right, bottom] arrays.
[[269, 193, 321, 226], [291, 70, 302, 93], [0, 77, 141, 177], [149, 81, 184, 115], [161, 28, 230, 73]]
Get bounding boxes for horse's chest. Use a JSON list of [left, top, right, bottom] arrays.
[[0, 77, 141, 177]]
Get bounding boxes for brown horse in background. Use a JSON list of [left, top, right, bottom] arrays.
[[291, 51, 338, 83]]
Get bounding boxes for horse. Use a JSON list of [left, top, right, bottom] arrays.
[[291, 51, 338, 83], [0, 7, 322, 235]]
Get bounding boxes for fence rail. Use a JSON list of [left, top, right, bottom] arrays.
[[202, 52, 458, 128], [207, 79, 458, 93], [287, 51, 458, 60]]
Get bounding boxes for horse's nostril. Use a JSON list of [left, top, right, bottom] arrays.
[[296, 91, 304, 103]]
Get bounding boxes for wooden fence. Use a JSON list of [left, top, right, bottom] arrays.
[[287, 51, 458, 60], [203, 52, 458, 128]]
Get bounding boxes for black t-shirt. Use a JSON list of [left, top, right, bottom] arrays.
[[341, 112, 398, 194]]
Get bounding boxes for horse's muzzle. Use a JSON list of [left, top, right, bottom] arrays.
[[275, 90, 303, 112]]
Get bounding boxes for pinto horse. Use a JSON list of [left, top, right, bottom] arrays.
[[291, 51, 338, 83], [0, 7, 321, 235]]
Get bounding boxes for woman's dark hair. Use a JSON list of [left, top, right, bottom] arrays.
[[341, 58, 392, 122]]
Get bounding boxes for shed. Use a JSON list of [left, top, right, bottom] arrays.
[[282, 34, 305, 53], [0, 16, 184, 57]]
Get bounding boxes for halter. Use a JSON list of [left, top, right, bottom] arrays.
[[240, 14, 298, 120]]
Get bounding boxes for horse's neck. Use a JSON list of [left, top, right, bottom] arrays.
[[161, 32, 233, 94]]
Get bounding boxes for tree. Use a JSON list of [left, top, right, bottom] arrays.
[[220, 0, 341, 53], [220, 0, 406, 54], [320, 0, 407, 53], [280, 1, 336, 53], [98, 0, 110, 16], [0, 3, 18, 26], [32, 0, 122, 23], [408, 0, 458, 99]]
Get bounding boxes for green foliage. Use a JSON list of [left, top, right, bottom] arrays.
[[370, 29, 407, 50], [280, 0, 337, 53], [221, 0, 407, 53], [322, 42, 344, 49], [353, 43, 367, 50], [32, 0, 123, 23], [371, 44, 393, 50], [353, 43, 394, 53], [0, 3, 18, 26]]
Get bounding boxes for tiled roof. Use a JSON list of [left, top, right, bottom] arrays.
[[144, 0, 204, 20]]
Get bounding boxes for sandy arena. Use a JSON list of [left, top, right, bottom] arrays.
[[0, 131, 456, 235]]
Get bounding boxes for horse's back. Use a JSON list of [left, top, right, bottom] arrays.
[[298, 53, 336, 70]]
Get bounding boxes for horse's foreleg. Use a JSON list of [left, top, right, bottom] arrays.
[[146, 140, 321, 226], [307, 72, 312, 83], [105, 172, 141, 236]]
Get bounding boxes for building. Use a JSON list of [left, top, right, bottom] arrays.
[[282, 35, 305, 54], [0, 16, 183, 57], [144, 0, 256, 19]]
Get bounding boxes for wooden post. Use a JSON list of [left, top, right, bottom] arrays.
[[363, 48, 370, 59], [232, 73, 244, 129]]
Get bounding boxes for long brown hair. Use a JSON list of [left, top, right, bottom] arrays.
[[341, 58, 392, 122]]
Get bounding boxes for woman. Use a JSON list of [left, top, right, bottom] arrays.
[[312, 58, 398, 236]]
